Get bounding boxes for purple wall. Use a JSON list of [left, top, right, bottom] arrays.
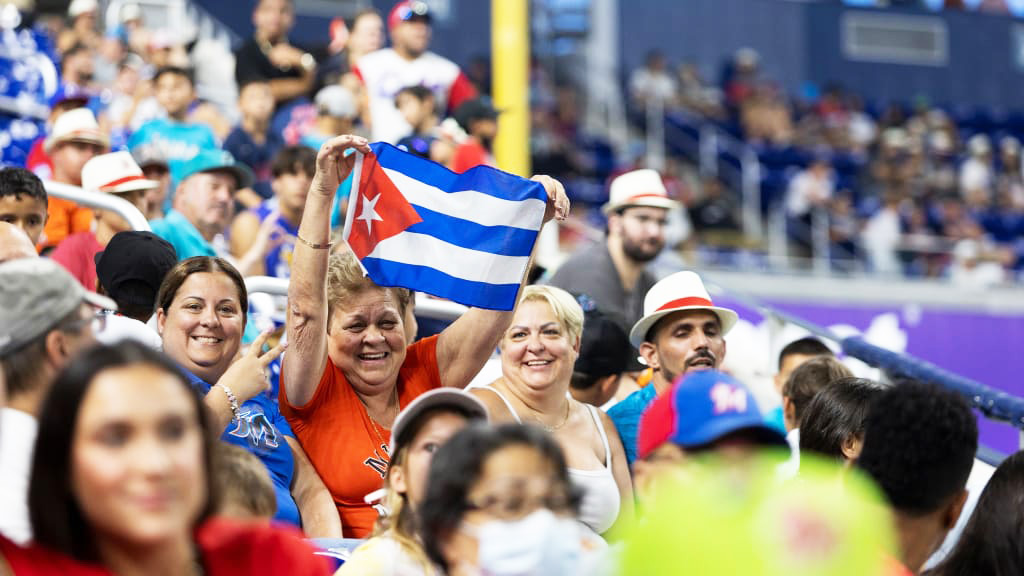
[[717, 296, 1024, 455]]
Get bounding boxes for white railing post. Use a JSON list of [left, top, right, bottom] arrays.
[[811, 206, 830, 275], [741, 147, 762, 241], [768, 205, 788, 271], [645, 96, 666, 173], [699, 125, 718, 178]]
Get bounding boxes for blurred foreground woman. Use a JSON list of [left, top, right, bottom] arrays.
[[417, 423, 605, 576], [20, 342, 330, 575]]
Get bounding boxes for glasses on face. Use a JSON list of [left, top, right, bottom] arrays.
[[60, 309, 107, 335], [465, 478, 573, 521]]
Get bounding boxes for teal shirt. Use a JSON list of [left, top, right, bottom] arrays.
[[128, 118, 218, 209], [150, 210, 217, 260], [607, 384, 659, 467]]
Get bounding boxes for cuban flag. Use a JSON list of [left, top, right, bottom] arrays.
[[343, 142, 547, 311]]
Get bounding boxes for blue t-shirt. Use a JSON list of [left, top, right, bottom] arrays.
[[182, 368, 300, 528], [607, 384, 658, 467], [253, 202, 299, 279], [128, 118, 218, 206], [224, 126, 281, 200]]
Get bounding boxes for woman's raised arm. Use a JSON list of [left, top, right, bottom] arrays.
[[284, 135, 372, 407]]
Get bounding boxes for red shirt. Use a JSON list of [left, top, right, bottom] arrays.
[[452, 139, 494, 173], [280, 336, 442, 538], [0, 536, 107, 576], [0, 519, 330, 576], [49, 231, 102, 291]]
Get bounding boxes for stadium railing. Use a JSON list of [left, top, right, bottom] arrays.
[[243, 276, 468, 323], [43, 181, 151, 232], [708, 272, 1024, 455]]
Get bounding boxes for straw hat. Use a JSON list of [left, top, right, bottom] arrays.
[[82, 151, 159, 194], [43, 108, 109, 153], [629, 270, 738, 348], [602, 169, 678, 215]]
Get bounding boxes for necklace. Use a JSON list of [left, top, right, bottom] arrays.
[[362, 391, 399, 453], [536, 399, 571, 432]]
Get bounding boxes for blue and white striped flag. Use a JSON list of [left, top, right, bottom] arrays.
[[343, 142, 546, 310]]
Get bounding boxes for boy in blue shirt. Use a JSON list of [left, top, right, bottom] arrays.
[[128, 66, 218, 210]]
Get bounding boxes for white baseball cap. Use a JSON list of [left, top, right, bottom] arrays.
[[388, 388, 488, 457], [629, 270, 739, 348], [68, 0, 98, 18]]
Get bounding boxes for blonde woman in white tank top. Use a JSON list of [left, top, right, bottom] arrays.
[[469, 286, 634, 537]]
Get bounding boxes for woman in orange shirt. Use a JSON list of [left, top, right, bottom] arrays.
[[279, 135, 569, 537]]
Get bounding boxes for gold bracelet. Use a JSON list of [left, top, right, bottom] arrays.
[[296, 234, 333, 250]]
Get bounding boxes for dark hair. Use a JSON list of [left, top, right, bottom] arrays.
[[418, 423, 582, 573], [777, 337, 832, 370], [799, 377, 887, 461], [62, 42, 89, 63], [395, 85, 435, 108], [238, 78, 270, 95], [0, 167, 47, 203], [1, 306, 85, 398], [782, 356, 852, 423], [153, 65, 195, 87], [28, 342, 220, 561], [857, 380, 977, 516], [156, 257, 248, 326], [214, 442, 277, 518], [926, 450, 1024, 576], [271, 145, 317, 179]]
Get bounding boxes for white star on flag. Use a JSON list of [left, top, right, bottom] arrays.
[[357, 193, 384, 234]]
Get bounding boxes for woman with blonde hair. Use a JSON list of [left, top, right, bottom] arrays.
[[279, 135, 569, 538], [470, 285, 633, 536]]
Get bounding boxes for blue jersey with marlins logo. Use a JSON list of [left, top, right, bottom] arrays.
[[183, 368, 300, 527]]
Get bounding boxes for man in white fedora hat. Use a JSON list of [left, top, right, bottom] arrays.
[[550, 168, 677, 330], [607, 270, 738, 466], [50, 151, 157, 292], [39, 108, 109, 251]]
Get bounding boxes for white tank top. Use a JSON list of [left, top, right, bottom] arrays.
[[477, 385, 621, 535]]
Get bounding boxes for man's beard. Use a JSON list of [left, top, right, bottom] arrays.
[[621, 236, 664, 263]]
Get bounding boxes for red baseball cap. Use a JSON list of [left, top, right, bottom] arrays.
[[388, 0, 431, 29]]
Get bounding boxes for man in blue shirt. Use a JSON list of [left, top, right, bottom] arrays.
[[607, 270, 738, 466]]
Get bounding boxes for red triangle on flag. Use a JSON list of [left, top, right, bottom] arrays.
[[347, 152, 423, 259]]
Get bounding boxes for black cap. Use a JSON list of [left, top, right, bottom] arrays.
[[575, 306, 644, 378], [95, 231, 178, 309], [454, 97, 499, 132]]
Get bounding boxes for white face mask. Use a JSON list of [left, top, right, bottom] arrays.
[[463, 508, 583, 576]]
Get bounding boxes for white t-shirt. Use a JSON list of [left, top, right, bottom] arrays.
[[95, 313, 163, 350], [0, 408, 38, 545], [356, 48, 470, 144]]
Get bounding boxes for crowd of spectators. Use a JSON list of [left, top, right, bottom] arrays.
[[626, 46, 1024, 286], [0, 1, 1019, 575]]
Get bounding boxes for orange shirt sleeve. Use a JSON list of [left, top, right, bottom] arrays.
[[70, 204, 94, 234], [41, 197, 93, 249]]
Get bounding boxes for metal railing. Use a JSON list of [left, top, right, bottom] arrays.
[[43, 181, 150, 232], [243, 276, 468, 323], [706, 272, 1024, 452]]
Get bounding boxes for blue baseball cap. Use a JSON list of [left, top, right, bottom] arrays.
[[638, 370, 787, 459], [49, 84, 93, 109], [179, 149, 254, 189]]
